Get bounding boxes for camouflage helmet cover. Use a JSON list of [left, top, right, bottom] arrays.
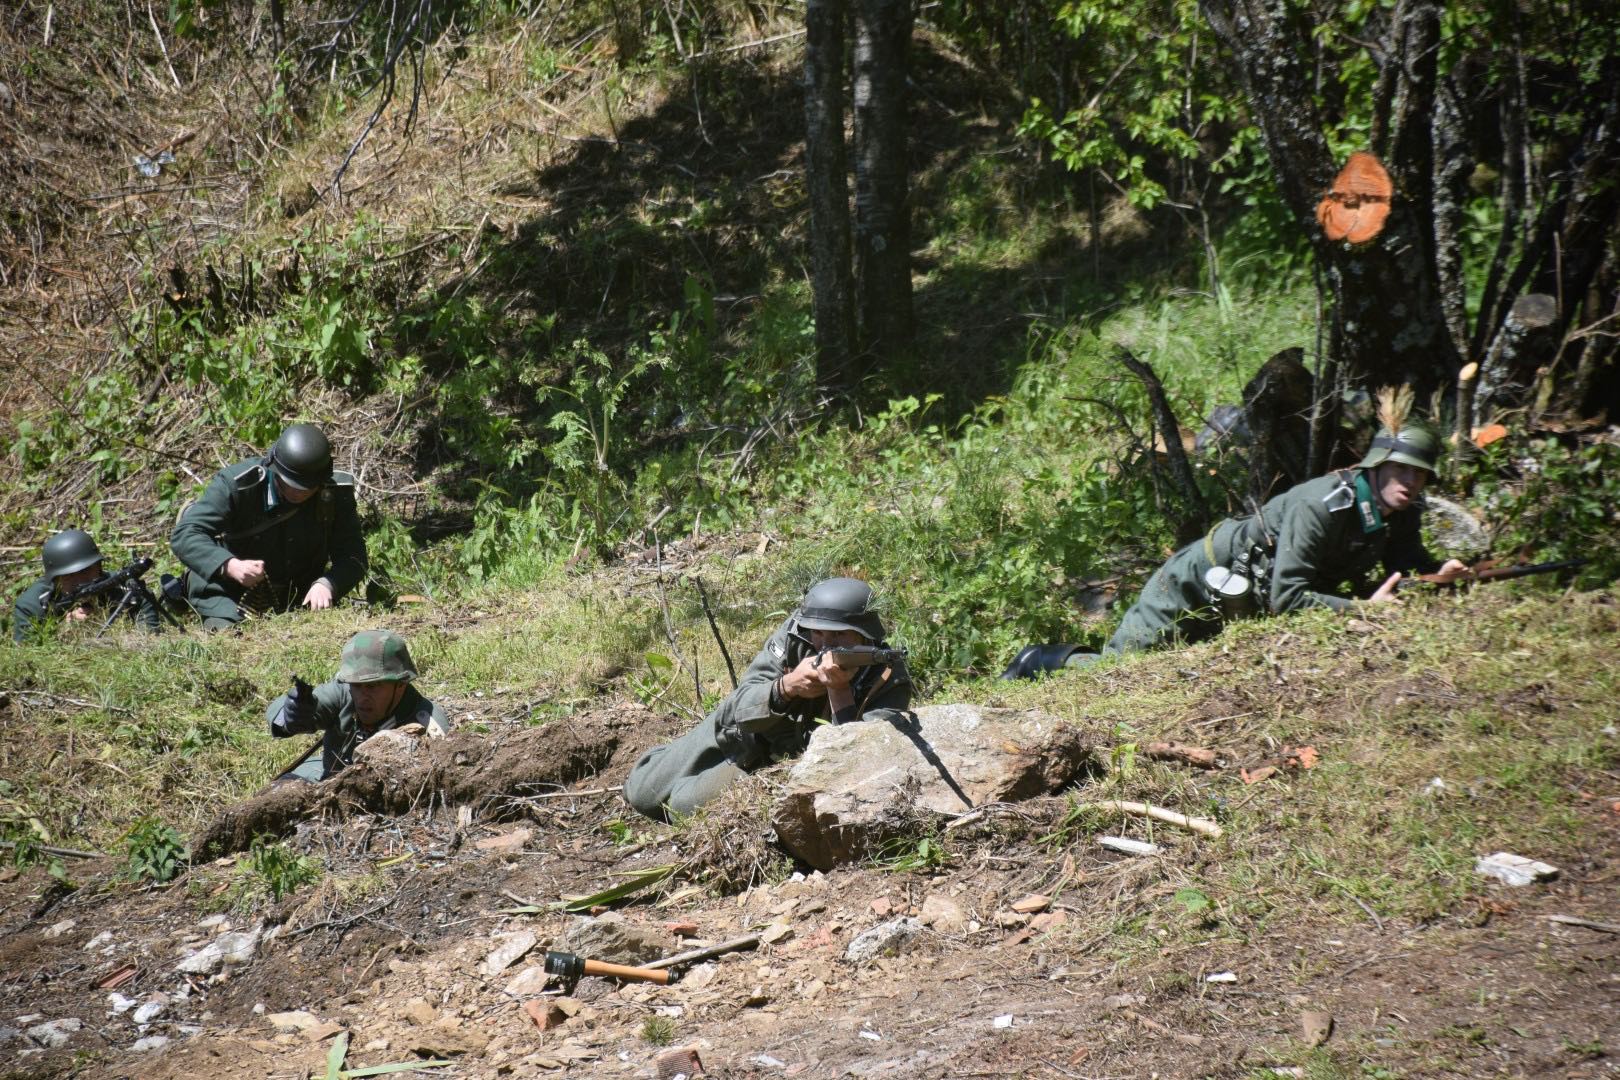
[[42, 529, 104, 580], [268, 423, 335, 490], [794, 577, 884, 642], [337, 630, 417, 683], [1359, 420, 1441, 474]]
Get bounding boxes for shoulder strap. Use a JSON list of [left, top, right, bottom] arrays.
[[219, 505, 303, 544]]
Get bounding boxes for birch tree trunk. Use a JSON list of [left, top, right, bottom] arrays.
[[851, 0, 914, 362]]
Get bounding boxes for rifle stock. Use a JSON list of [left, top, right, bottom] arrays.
[[1399, 558, 1588, 590]]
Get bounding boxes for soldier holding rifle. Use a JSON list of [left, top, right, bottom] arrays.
[[170, 423, 367, 629], [624, 577, 911, 820], [265, 630, 450, 783], [11, 530, 161, 642]]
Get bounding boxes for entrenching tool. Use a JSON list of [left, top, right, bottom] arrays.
[[543, 950, 671, 987]]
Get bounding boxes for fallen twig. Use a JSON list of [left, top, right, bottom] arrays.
[[0, 840, 106, 860], [1544, 914, 1620, 934], [1143, 741, 1222, 769], [694, 576, 738, 690], [644, 932, 763, 971], [1075, 800, 1224, 839]]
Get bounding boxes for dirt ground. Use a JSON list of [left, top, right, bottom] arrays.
[[2, 699, 1618, 1080]]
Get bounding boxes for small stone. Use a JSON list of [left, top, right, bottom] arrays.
[[1009, 894, 1050, 914], [844, 917, 924, 964], [553, 997, 584, 1018], [1475, 852, 1560, 887], [482, 931, 538, 976], [1301, 1010, 1334, 1047], [84, 931, 114, 951], [919, 894, 967, 933], [475, 828, 532, 853], [993, 910, 1029, 928], [1104, 993, 1146, 1009], [760, 923, 794, 946], [26, 1019, 82, 1048], [502, 965, 551, 997], [108, 994, 137, 1015], [363, 1038, 391, 1052], [1098, 836, 1160, 856], [1029, 910, 1067, 933], [993, 1014, 1014, 1029], [870, 898, 893, 917], [744, 987, 771, 1007], [197, 914, 229, 931], [404, 999, 437, 1026], [131, 1035, 170, 1052], [44, 919, 77, 939], [176, 927, 261, 975], [266, 1011, 323, 1034], [1203, 971, 1238, 984], [132, 999, 167, 1025]]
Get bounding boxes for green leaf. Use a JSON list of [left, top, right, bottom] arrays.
[[342, 1061, 454, 1078], [559, 864, 676, 913], [1173, 887, 1210, 914], [644, 652, 674, 677], [326, 1030, 349, 1080]]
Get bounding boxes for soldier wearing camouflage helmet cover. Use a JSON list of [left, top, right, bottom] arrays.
[[624, 577, 912, 820], [265, 630, 450, 782], [170, 423, 367, 629], [1003, 391, 1471, 673], [11, 529, 159, 642]]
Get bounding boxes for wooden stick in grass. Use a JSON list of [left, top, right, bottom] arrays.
[[1075, 800, 1224, 839]]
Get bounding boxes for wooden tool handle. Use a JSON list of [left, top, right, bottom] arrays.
[[580, 958, 671, 984]]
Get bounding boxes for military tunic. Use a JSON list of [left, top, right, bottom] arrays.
[[623, 619, 913, 820], [1106, 470, 1442, 654], [11, 576, 160, 643], [266, 680, 450, 782], [170, 458, 366, 626]]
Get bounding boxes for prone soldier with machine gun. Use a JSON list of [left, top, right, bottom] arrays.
[[11, 530, 177, 642], [624, 577, 912, 820]]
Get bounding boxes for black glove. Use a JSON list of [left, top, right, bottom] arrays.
[[285, 675, 317, 728]]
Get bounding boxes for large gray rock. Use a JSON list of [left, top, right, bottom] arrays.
[[1423, 495, 1489, 560], [772, 705, 1096, 870], [557, 913, 668, 966]]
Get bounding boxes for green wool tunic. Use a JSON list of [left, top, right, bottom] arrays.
[[1106, 469, 1441, 654], [623, 619, 913, 820], [266, 680, 450, 782], [170, 458, 367, 625], [11, 576, 160, 643]]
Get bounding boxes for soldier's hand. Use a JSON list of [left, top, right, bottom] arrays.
[[780, 653, 854, 699], [1431, 558, 1470, 583], [302, 581, 333, 610], [65, 606, 91, 623], [226, 558, 267, 587], [1368, 571, 1404, 604]]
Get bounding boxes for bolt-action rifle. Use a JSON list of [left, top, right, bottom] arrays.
[[1398, 557, 1588, 590], [813, 644, 908, 669]]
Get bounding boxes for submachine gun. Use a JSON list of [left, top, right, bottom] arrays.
[[48, 556, 185, 636], [813, 644, 908, 669]]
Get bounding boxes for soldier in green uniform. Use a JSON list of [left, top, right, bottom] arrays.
[[265, 629, 450, 782], [1003, 404, 1469, 675], [11, 530, 159, 642], [170, 423, 367, 630], [624, 577, 912, 821]]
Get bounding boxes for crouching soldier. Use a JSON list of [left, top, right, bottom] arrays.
[[1003, 394, 1469, 674], [171, 423, 367, 630], [12, 530, 159, 642], [624, 577, 912, 821], [266, 630, 450, 782]]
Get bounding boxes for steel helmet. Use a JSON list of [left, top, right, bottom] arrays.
[[337, 630, 418, 684], [1359, 420, 1441, 474], [41, 529, 104, 580], [268, 423, 334, 490], [795, 577, 884, 642]]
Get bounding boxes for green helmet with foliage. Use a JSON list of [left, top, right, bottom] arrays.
[[1358, 386, 1440, 474], [337, 630, 417, 684], [42, 529, 104, 580]]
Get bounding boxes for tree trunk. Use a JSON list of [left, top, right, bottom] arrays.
[[804, 0, 856, 392], [1241, 348, 1313, 504], [851, 0, 914, 362], [1474, 293, 1558, 426], [1201, 0, 1458, 399]]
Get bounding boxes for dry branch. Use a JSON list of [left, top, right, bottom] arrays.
[[1075, 800, 1224, 839]]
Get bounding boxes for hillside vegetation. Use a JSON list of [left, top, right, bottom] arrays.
[[1, 2, 1618, 1078]]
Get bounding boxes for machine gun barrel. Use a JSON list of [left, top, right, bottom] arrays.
[[48, 556, 154, 613]]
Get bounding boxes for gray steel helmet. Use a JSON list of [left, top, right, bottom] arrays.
[[42, 529, 103, 580], [795, 577, 884, 642], [337, 630, 417, 684], [268, 423, 334, 490], [1359, 420, 1441, 474]]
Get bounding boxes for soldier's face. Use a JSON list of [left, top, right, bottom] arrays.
[[808, 628, 864, 650], [1375, 462, 1429, 512], [275, 476, 319, 505], [55, 564, 103, 592], [351, 681, 405, 727]]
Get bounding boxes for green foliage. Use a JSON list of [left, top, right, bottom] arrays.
[[639, 1015, 677, 1046], [244, 836, 323, 902], [125, 817, 187, 884], [873, 833, 950, 874], [1469, 438, 1620, 586]]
